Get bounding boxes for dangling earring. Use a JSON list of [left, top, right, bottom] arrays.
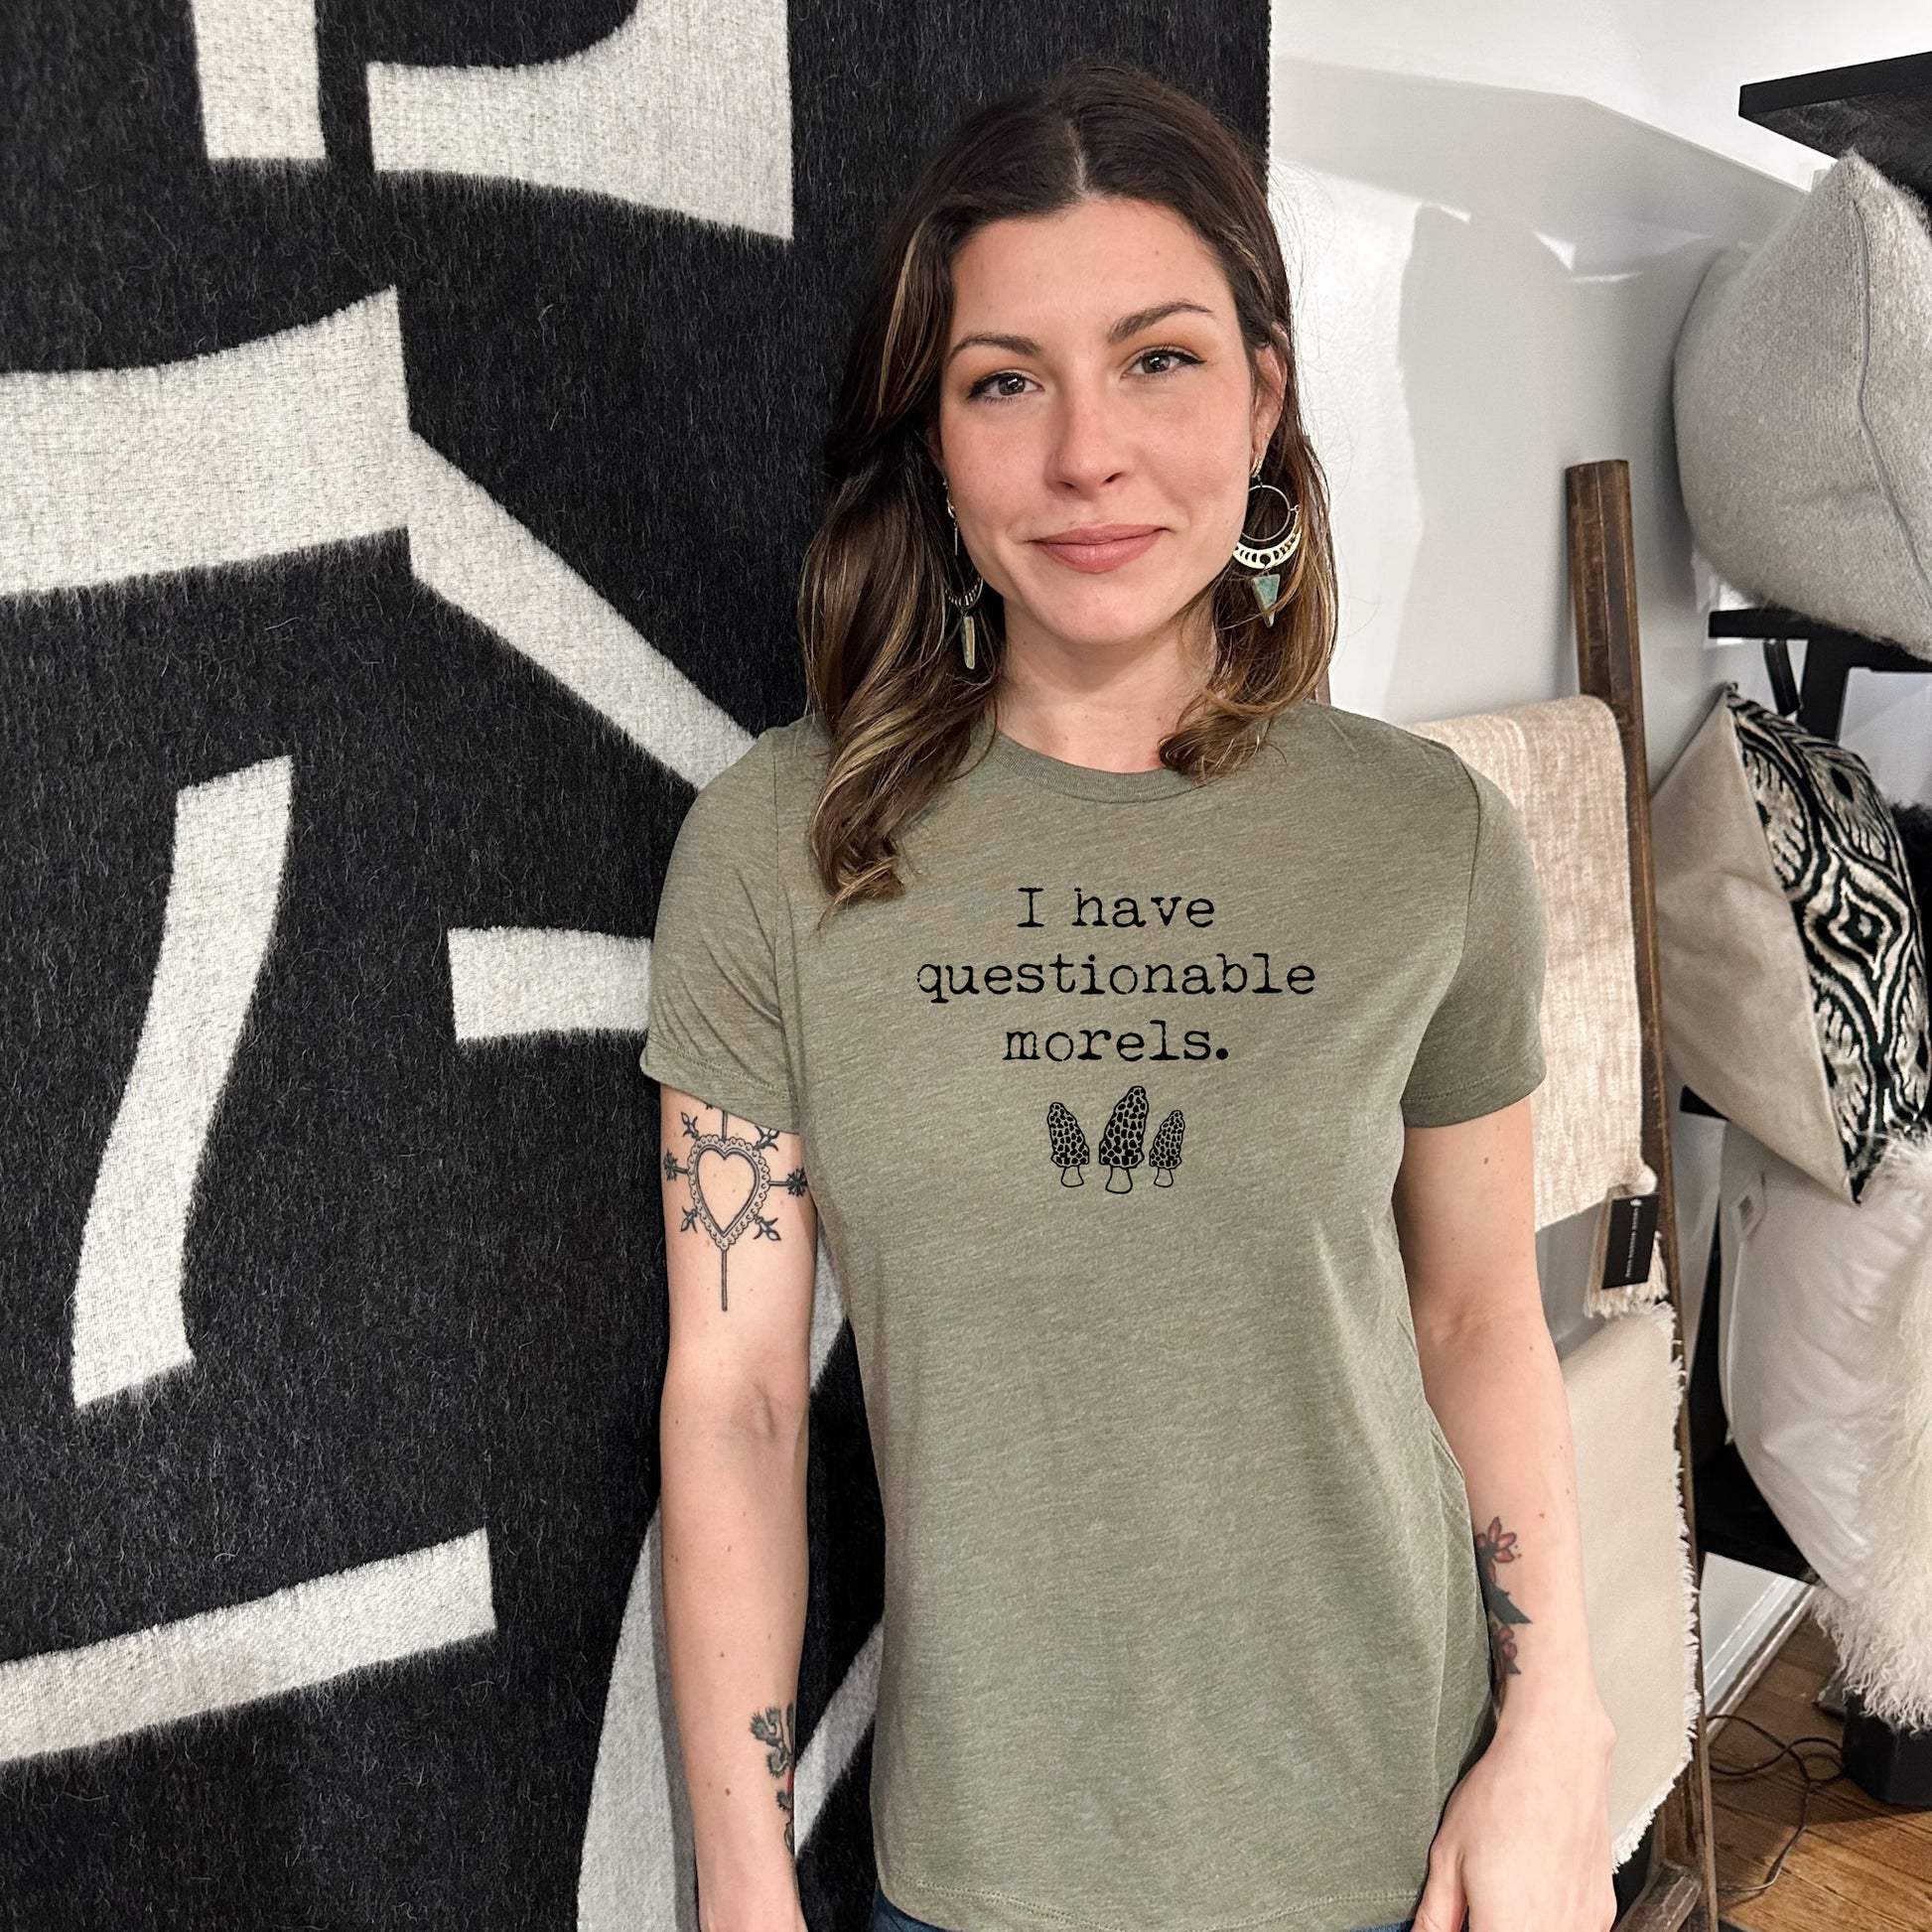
[[943, 488, 986, 669], [1233, 455, 1302, 627]]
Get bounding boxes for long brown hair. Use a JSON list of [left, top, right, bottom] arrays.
[[796, 57, 1337, 919]]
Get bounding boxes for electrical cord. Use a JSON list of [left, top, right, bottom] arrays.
[[1707, 1711, 1850, 1904]]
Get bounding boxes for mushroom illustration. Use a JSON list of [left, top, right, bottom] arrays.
[[1046, 1100, 1091, 1185], [1095, 1083, 1149, 1192], [1148, 1108, 1184, 1185]]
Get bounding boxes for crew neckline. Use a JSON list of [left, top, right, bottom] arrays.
[[967, 711, 1214, 802]]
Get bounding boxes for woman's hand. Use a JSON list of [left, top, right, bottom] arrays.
[[1413, 1697, 1618, 1932]]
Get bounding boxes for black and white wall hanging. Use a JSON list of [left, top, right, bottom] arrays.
[[0, 3, 1266, 1927]]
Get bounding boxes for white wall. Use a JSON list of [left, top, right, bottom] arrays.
[[1270, 3, 1932, 191], [1269, 1, 1932, 776], [1270, 60, 1791, 755], [1268, 0, 1932, 1712]]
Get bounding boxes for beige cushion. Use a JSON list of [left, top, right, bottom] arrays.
[[1410, 697, 1668, 1313], [1674, 151, 1932, 656]]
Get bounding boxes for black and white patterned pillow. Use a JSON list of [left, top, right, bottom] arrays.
[[1727, 691, 1930, 1198]]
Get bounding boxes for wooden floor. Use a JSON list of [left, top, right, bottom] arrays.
[[1712, 1605, 1932, 1930]]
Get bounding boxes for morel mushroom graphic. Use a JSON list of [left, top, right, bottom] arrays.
[[1148, 1108, 1184, 1184], [1046, 1100, 1091, 1185], [1095, 1083, 1150, 1191]]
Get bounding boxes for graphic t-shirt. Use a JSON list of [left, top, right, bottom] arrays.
[[639, 699, 1549, 1932]]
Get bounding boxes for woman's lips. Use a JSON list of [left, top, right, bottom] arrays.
[[1033, 528, 1163, 573]]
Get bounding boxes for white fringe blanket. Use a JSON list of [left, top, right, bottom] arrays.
[[1408, 697, 1670, 1316]]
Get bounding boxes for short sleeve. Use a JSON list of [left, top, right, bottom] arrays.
[[638, 733, 800, 1134], [1400, 763, 1549, 1128]]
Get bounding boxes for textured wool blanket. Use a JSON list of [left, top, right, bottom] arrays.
[[1561, 1302, 1702, 1865], [0, 5, 1270, 1926]]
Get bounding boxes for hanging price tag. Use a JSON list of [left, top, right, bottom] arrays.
[[1597, 1191, 1660, 1292]]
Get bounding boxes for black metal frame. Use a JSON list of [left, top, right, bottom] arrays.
[[1706, 605, 1931, 741], [1736, 50, 1932, 203]]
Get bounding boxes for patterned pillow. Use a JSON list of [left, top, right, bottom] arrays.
[[1653, 686, 1929, 1202]]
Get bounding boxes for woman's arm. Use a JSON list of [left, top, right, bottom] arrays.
[[1392, 1092, 1617, 1932], [658, 1086, 817, 1932]]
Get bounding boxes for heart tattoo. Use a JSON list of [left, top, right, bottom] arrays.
[[663, 1107, 808, 1310]]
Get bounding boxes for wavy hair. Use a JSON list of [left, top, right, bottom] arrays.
[[796, 57, 1337, 919]]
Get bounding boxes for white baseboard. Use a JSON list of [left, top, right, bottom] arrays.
[[1700, 1554, 1816, 1715]]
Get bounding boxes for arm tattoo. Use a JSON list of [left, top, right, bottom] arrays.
[[750, 1701, 796, 1855], [662, 1107, 807, 1311], [1474, 1514, 1531, 1682]]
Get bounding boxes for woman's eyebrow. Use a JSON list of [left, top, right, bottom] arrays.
[[1105, 298, 1214, 342], [944, 299, 1216, 366]]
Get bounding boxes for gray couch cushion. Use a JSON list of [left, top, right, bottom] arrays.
[[1674, 152, 1932, 655]]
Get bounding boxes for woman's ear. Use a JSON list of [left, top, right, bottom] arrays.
[[1251, 338, 1289, 459], [919, 407, 946, 488]]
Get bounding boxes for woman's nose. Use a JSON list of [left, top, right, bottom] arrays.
[[1045, 378, 1129, 491]]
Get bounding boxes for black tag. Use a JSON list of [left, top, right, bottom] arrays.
[[1600, 1192, 1660, 1290]]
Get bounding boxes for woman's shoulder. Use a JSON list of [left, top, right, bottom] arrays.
[[1285, 699, 1490, 818], [683, 712, 828, 820], [759, 712, 835, 822], [762, 709, 834, 769]]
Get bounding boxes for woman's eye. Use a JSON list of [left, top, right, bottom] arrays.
[[965, 370, 1034, 401], [963, 348, 1199, 401]]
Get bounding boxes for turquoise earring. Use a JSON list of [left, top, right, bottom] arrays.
[[1233, 461, 1302, 626], [942, 489, 987, 668]]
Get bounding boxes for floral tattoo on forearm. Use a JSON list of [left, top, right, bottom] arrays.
[[662, 1107, 807, 1311], [1474, 1514, 1531, 1682], [750, 1701, 796, 1855]]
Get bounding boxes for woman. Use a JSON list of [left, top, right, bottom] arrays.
[[643, 57, 1617, 1932]]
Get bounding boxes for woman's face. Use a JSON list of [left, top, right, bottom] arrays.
[[933, 194, 1286, 663]]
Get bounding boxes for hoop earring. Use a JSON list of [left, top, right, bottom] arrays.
[[1232, 470, 1302, 628], [943, 488, 987, 669]]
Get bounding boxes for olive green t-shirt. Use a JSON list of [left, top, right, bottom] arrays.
[[639, 699, 1548, 1932]]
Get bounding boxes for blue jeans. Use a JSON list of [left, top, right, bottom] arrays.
[[870, 1881, 1417, 1932]]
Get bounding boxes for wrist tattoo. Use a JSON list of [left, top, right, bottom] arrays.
[[750, 1701, 797, 1855], [662, 1107, 807, 1311], [1474, 1514, 1531, 1681]]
